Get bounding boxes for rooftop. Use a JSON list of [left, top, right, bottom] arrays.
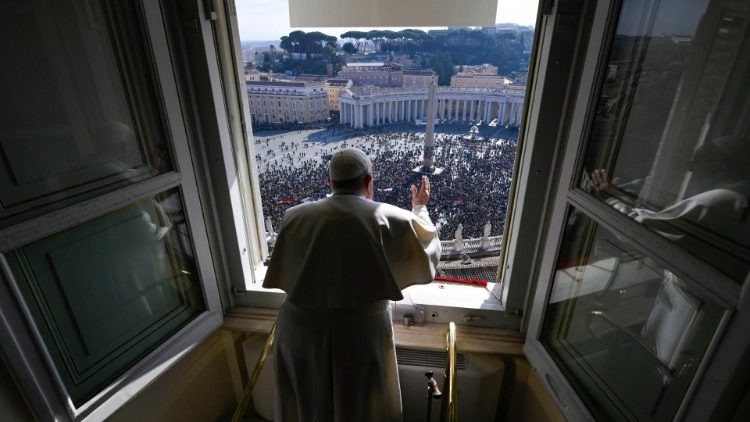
[[403, 70, 436, 76], [343, 62, 385, 67], [247, 80, 305, 87], [326, 78, 351, 86]]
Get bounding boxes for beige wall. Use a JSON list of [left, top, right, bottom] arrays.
[[248, 93, 328, 124], [402, 75, 436, 88], [325, 86, 342, 111], [110, 330, 246, 422], [505, 358, 566, 422], [1, 328, 563, 422]]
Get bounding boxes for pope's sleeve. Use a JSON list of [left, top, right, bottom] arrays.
[[388, 204, 441, 289]]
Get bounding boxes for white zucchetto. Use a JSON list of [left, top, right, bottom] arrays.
[[329, 147, 372, 181]]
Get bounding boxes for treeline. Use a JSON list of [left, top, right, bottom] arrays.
[[257, 28, 532, 83], [280, 31, 337, 55]]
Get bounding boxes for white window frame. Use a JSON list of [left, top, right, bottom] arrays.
[[0, 1, 224, 420], [214, 0, 556, 323], [522, 0, 750, 420]]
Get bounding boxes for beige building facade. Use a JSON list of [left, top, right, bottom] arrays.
[[458, 63, 499, 75], [337, 62, 403, 87], [324, 79, 352, 112], [402, 70, 438, 88], [247, 80, 328, 124], [450, 63, 515, 89], [451, 74, 513, 89]]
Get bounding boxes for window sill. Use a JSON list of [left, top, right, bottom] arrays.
[[223, 306, 524, 355], [237, 264, 517, 326], [242, 268, 502, 303]]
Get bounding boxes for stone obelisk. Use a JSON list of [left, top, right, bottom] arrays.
[[414, 80, 443, 175], [423, 81, 436, 168]]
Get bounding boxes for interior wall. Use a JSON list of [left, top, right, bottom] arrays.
[[505, 358, 565, 422], [239, 333, 563, 422], [0, 356, 34, 421], [110, 329, 246, 422]]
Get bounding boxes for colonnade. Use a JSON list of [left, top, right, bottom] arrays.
[[340, 94, 524, 129]]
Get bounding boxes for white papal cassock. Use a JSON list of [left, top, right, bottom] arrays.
[[263, 192, 441, 422]]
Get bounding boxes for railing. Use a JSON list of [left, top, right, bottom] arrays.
[[231, 323, 277, 422], [439, 235, 503, 257], [268, 235, 503, 257], [440, 321, 458, 422]]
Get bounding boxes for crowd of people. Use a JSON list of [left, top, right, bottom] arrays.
[[258, 126, 518, 241]]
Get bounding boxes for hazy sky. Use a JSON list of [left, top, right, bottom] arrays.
[[236, 0, 539, 41]]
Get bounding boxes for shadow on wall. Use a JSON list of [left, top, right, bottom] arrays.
[[501, 358, 566, 422], [110, 330, 246, 422]]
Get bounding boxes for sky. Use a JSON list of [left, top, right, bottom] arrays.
[[236, 0, 539, 41]]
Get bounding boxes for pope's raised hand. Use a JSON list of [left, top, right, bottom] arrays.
[[411, 175, 430, 208]]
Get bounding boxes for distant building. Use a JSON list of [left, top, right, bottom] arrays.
[[247, 80, 328, 124], [391, 54, 415, 68], [450, 74, 512, 89], [244, 70, 268, 81], [458, 64, 499, 75], [294, 74, 327, 83], [337, 62, 403, 87], [402, 70, 437, 88], [343, 54, 391, 63], [325, 78, 352, 112], [451, 64, 514, 89]]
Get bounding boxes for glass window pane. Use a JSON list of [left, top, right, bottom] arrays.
[[0, 0, 173, 226], [542, 207, 723, 421], [7, 188, 204, 406], [579, 0, 750, 282]]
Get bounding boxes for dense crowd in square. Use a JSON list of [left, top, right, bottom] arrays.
[[255, 124, 518, 241]]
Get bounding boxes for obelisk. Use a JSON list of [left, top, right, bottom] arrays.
[[413, 80, 443, 175], [423, 81, 436, 168]]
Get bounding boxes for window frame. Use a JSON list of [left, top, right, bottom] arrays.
[[219, 0, 553, 322], [522, 0, 750, 420], [0, 1, 224, 420]]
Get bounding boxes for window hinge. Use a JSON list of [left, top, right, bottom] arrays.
[[203, 0, 218, 21]]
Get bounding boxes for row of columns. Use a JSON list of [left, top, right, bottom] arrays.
[[341, 98, 523, 129]]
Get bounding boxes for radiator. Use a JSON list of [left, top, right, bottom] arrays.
[[242, 338, 505, 422], [397, 347, 505, 422]]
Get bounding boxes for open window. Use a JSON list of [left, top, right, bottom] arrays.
[[223, 0, 546, 329], [524, 0, 750, 419], [0, 1, 223, 420]]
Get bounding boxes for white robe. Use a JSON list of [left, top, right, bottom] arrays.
[[263, 192, 441, 421], [605, 184, 750, 280]]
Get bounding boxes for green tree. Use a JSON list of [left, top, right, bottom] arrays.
[[342, 42, 357, 54], [341, 30, 368, 52], [280, 36, 292, 53], [427, 53, 454, 86]]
